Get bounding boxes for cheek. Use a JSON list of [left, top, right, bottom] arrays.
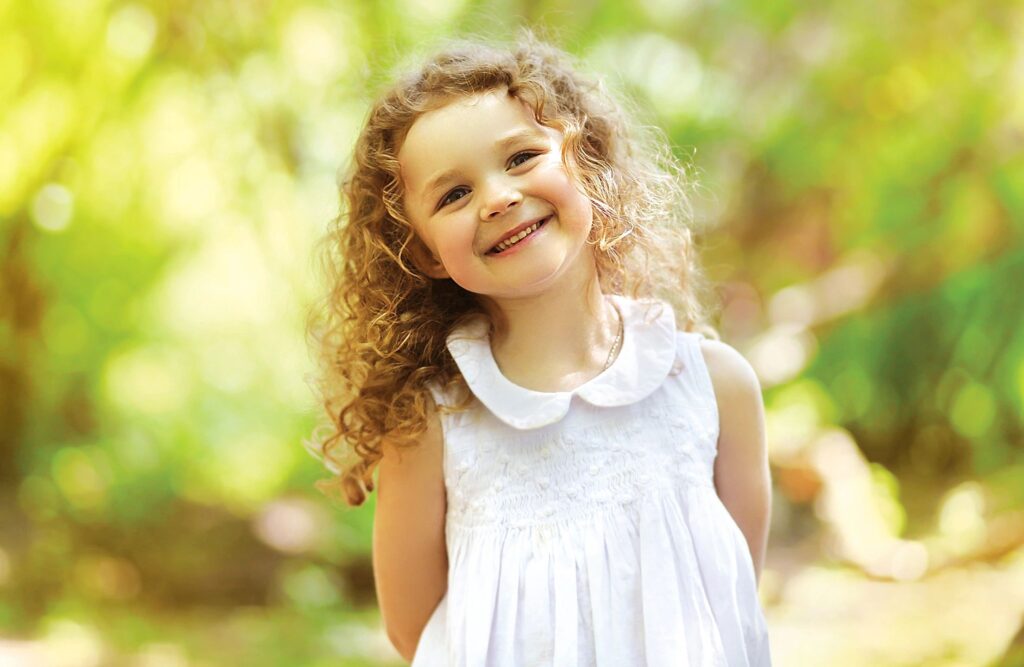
[[534, 158, 569, 185], [536, 161, 588, 203], [537, 165, 593, 232], [435, 222, 479, 263], [568, 202, 594, 241]]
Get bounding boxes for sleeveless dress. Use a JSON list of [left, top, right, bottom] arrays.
[[413, 294, 772, 667]]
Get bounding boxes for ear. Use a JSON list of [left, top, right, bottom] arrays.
[[407, 238, 450, 280]]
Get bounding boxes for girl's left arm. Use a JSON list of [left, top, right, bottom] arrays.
[[700, 339, 772, 585]]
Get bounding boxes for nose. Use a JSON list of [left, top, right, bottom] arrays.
[[480, 181, 522, 221]]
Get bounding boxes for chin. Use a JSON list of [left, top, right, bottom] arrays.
[[502, 264, 579, 299]]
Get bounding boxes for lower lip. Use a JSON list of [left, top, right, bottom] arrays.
[[487, 217, 550, 258]]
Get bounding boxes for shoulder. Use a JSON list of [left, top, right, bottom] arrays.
[[695, 337, 762, 402], [695, 336, 768, 465], [694, 336, 768, 450]]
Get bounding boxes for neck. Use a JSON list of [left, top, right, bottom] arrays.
[[480, 258, 620, 393]]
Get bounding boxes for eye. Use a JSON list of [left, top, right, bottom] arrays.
[[438, 186, 470, 209], [508, 151, 540, 168]]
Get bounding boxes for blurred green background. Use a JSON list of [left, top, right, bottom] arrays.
[[2, 0, 1023, 665]]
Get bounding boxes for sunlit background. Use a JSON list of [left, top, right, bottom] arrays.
[[2, 0, 1023, 665]]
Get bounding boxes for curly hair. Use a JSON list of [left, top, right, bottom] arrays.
[[305, 30, 720, 506]]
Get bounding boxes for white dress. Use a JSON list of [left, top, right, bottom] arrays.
[[413, 294, 772, 666]]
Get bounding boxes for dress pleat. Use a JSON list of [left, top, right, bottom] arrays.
[[521, 543, 553, 666], [689, 492, 755, 667], [583, 520, 616, 667], [639, 495, 690, 666], [664, 492, 729, 667], [552, 552, 579, 666], [461, 534, 501, 665], [607, 512, 643, 664]]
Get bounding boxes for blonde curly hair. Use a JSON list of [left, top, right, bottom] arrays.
[[306, 30, 720, 506]]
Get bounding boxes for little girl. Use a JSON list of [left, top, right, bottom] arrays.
[[307, 31, 773, 666]]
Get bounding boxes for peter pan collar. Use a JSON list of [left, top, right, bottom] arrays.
[[445, 294, 677, 430]]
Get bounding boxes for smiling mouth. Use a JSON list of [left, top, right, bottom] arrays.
[[487, 217, 551, 255]]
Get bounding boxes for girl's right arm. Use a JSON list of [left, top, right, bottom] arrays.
[[372, 404, 448, 662]]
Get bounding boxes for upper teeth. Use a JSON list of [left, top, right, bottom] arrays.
[[494, 220, 543, 252]]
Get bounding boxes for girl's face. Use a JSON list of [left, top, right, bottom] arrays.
[[397, 89, 595, 299]]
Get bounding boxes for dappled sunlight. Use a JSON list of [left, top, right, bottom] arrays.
[[746, 324, 818, 387], [281, 6, 352, 87], [105, 4, 157, 62], [152, 223, 279, 334], [0, 79, 76, 214], [764, 378, 834, 459], [253, 497, 329, 555], [395, 0, 469, 28], [158, 156, 227, 230], [103, 345, 192, 417], [950, 380, 998, 440], [590, 34, 704, 118], [938, 481, 988, 557], [809, 429, 926, 580], [72, 553, 142, 602], [183, 431, 296, 512], [130, 643, 190, 667], [50, 446, 111, 515], [769, 551, 1024, 667], [38, 619, 104, 667], [30, 183, 74, 233], [768, 248, 891, 328]]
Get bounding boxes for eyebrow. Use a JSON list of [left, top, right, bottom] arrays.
[[419, 129, 546, 203]]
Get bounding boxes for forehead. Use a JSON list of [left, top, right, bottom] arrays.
[[397, 90, 549, 187]]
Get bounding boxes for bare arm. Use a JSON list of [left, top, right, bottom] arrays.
[[700, 339, 772, 585], [372, 403, 448, 661]]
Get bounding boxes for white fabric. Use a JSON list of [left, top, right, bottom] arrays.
[[413, 294, 772, 666]]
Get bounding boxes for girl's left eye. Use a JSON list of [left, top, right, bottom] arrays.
[[508, 151, 540, 168]]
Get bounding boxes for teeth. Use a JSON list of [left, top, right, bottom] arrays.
[[494, 220, 543, 252]]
